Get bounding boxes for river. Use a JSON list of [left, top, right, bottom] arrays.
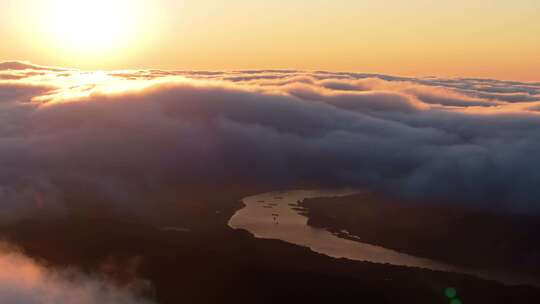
[[228, 189, 539, 287]]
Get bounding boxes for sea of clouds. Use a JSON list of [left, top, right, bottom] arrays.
[[1, 61, 540, 223], [1, 61, 540, 304]]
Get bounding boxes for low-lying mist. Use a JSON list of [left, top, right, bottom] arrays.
[[1, 61, 540, 223]]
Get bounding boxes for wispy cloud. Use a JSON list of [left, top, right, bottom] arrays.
[[0, 242, 154, 304]]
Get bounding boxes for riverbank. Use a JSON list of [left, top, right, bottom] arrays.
[[1, 186, 539, 303], [299, 192, 540, 281]]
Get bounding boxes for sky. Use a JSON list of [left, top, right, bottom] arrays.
[[1, 2, 540, 302], [0, 0, 539, 80]]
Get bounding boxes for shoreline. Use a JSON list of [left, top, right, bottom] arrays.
[[299, 192, 540, 285]]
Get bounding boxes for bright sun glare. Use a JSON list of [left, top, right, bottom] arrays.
[[42, 0, 147, 55]]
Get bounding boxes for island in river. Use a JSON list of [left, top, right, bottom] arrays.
[[299, 191, 540, 280], [1, 184, 540, 304]]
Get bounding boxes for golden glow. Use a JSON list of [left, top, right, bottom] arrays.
[[3, 0, 159, 67], [45, 0, 136, 53], [1, 0, 539, 80]]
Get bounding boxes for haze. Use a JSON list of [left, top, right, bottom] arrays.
[[0, 0, 538, 80], [1, 1, 540, 304]]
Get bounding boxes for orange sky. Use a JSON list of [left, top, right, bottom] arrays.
[[0, 0, 539, 81]]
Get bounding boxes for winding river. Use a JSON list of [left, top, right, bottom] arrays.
[[228, 189, 539, 287]]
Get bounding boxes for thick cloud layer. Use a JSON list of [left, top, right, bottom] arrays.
[[1, 61, 540, 221], [0, 242, 153, 304]]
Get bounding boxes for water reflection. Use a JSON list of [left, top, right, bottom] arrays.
[[229, 189, 539, 287]]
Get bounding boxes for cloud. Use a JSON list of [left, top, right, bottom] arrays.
[[1, 62, 540, 222], [0, 82, 53, 103], [287, 84, 422, 113], [0, 61, 66, 72], [0, 242, 154, 304]]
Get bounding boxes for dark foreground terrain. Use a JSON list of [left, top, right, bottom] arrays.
[[300, 192, 540, 279], [1, 186, 539, 304]]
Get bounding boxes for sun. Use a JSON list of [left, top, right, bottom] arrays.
[[46, 0, 134, 53], [42, 0, 147, 55], [7, 0, 161, 67]]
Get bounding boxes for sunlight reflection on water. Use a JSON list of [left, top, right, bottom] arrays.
[[229, 189, 540, 287]]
